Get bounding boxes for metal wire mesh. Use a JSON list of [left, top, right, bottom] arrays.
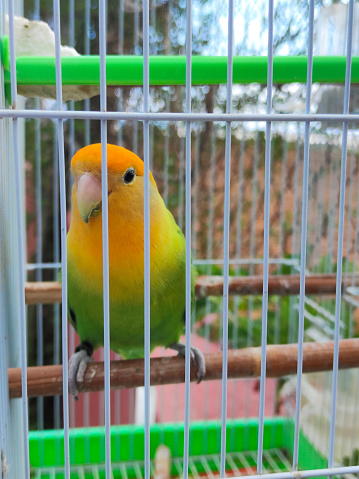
[[31, 449, 293, 479]]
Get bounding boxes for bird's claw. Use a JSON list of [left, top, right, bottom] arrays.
[[189, 346, 206, 384], [68, 349, 93, 399], [169, 342, 206, 384]]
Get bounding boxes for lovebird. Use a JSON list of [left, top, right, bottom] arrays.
[[67, 143, 205, 397]]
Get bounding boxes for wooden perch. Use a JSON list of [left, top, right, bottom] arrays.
[[196, 273, 359, 297], [8, 338, 359, 399], [25, 281, 62, 304], [24, 274, 359, 304]]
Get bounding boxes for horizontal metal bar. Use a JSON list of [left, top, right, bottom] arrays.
[[231, 465, 359, 479], [26, 463, 359, 479], [8, 338, 359, 398], [26, 259, 296, 270], [0, 109, 358, 122], [3, 55, 359, 85], [26, 262, 62, 271], [194, 258, 299, 266]]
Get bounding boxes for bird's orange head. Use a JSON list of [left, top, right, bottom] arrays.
[[71, 143, 157, 224]]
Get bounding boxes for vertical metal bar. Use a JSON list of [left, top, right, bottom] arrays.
[[117, 0, 124, 149], [257, 0, 274, 472], [34, 0, 40, 18], [293, 0, 315, 469], [33, 0, 44, 433], [143, 0, 151, 476], [328, 0, 354, 468], [203, 120, 217, 429], [288, 128, 301, 345], [68, 0, 76, 431], [178, 137, 185, 231], [183, 0, 192, 474], [53, 128, 61, 429], [83, 0, 91, 431], [274, 130, 288, 346], [133, 0, 139, 156], [69, 315, 75, 429], [206, 122, 217, 278], [247, 129, 259, 341], [192, 131, 200, 259], [220, 0, 234, 476], [134, 0, 139, 52], [149, 123, 154, 171], [69, 0, 75, 46], [85, 0, 91, 56], [84, 0, 91, 146], [348, 359, 359, 466], [163, 95, 170, 206], [8, 0, 30, 475], [230, 133, 245, 430], [114, 0, 125, 439], [0, 286, 10, 475], [151, 0, 156, 51], [276, 130, 288, 262], [119, 0, 124, 56], [69, 0, 76, 430], [68, 0, 75, 173], [243, 130, 259, 430], [271, 130, 288, 444], [35, 101, 44, 430], [53, 0, 70, 476], [291, 130, 301, 260], [98, 0, 111, 476]]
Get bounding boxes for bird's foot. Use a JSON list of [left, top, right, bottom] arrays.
[[169, 342, 206, 384], [68, 341, 94, 399]]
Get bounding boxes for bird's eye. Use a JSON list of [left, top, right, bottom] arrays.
[[123, 167, 136, 185]]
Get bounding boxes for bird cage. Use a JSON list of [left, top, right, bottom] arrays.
[[1, 0, 359, 478]]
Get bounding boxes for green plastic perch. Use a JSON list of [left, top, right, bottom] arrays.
[[2, 45, 359, 86]]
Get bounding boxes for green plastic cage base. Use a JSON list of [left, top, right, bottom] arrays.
[[29, 418, 327, 479]]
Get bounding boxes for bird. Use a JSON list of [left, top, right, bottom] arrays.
[[66, 143, 205, 397]]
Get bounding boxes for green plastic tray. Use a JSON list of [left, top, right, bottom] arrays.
[[29, 418, 327, 478]]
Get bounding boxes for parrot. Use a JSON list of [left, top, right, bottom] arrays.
[[66, 143, 205, 397]]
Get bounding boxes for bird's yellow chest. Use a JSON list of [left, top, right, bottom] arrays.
[[67, 203, 180, 301]]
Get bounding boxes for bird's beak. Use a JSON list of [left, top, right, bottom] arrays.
[[77, 174, 103, 223]]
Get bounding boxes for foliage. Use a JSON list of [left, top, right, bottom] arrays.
[[195, 254, 358, 348]]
